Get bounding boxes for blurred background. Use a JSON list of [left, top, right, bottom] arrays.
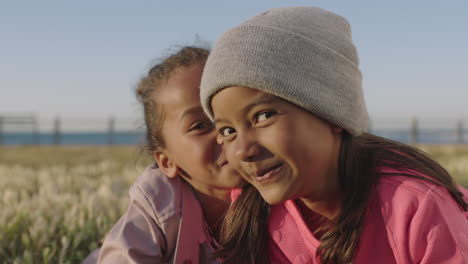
[[1, 1, 467, 263], [1, 0, 467, 145]]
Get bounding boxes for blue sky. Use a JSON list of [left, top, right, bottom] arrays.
[[1, 0, 467, 127]]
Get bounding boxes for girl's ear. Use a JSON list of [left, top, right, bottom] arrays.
[[154, 150, 178, 179]]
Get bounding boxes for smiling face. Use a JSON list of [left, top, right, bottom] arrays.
[[154, 63, 244, 196], [212, 86, 343, 207]]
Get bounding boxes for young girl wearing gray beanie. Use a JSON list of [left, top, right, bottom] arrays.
[[200, 6, 468, 264]]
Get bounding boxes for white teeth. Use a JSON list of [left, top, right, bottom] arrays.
[[255, 175, 269, 182], [254, 166, 281, 182]]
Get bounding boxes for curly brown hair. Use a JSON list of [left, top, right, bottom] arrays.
[[135, 46, 209, 154]]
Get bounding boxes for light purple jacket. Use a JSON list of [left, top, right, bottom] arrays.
[[82, 164, 221, 264]]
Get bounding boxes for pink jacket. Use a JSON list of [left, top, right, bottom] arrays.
[[268, 174, 468, 263], [82, 165, 220, 264]]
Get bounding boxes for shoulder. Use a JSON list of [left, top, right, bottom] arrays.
[[96, 165, 188, 263], [375, 174, 452, 229], [129, 164, 185, 223], [376, 168, 450, 206], [375, 169, 464, 222], [374, 170, 468, 262], [374, 167, 468, 237]]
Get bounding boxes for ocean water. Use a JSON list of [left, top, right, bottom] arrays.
[[0, 132, 145, 145], [0, 129, 466, 145], [372, 128, 466, 144]]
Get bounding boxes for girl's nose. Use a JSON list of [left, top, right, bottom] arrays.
[[234, 132, 261, 162]]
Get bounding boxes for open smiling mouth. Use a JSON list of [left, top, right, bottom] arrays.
[[254, 163, 283, 182]]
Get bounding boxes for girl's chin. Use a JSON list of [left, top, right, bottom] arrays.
[[218, 168, 238, 178], [258, 189, 289, 205]]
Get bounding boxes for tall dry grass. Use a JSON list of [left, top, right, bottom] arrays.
[[418, 144, 468, 187], [0, 145, 467, 263], [0, 146, 151, 264]]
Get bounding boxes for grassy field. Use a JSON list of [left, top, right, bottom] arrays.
[[0, 146, 152, 264], [1, 145, 467, 263]]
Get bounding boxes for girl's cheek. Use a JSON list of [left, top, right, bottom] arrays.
[[230, 158, 245, 176], [204, 136, 221, 161], [224, 145, 237, 164]]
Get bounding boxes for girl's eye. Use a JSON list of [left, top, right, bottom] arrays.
[[255, 111, 276, 123], [189, 121, 213, 131], [219, 127, 236, 137]]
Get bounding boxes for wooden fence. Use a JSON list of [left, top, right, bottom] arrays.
[[0, 115, 466, 145], [0, 114, 39, 145], [0, 115, 139, 145]]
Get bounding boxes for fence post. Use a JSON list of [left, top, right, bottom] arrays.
[[108, 116, 115, 145], [53, 117, 61, 145], [32, 115, 39, 145], [410, 117, 418, 144], [0, 116, 3, 145], [457, 119, 464, 144]]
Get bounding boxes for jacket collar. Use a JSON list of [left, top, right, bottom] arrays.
[[173, 182, 207, 264]]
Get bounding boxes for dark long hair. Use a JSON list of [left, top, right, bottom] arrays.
[[215, 132, 468, 264]]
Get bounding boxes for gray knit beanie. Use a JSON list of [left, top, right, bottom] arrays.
[[200, 6, 368, 136]]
